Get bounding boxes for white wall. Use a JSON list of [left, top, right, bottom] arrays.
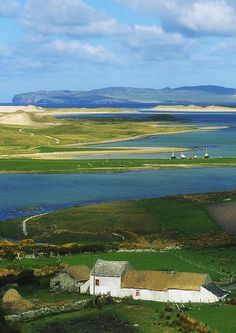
[[89, 275, 221, 303], [90, 275, 121, 297], [120, 288, 168, 302], [168, 289, 201, 303], [80, 280, 90, 294], [120, 287, 220, 303], [200, 286, 220, 303]]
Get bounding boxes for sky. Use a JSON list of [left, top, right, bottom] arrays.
[[0, 0, 236, 101]]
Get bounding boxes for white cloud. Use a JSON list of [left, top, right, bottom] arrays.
[[23, 0, 119, 37], [114, 0, 236, 36], [123, 24, 192, 62], [50, 39, 116, 63], [0, 0, 20, 17]]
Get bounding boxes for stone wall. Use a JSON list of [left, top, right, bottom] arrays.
[[5, 299, 88, 322]]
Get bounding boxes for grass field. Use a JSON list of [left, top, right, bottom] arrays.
[[2, 246, 236, 332], [1, 248, 235, 281], [0, 114, 192, 156], [0, 157, 236, 173], [18, 299, 236, 333], [0, 194, 234, 245]]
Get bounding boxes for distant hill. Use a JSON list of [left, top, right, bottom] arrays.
[[12, 85, 236, 107]]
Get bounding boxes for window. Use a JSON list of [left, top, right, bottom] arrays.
[[95, 279, 100, 286], [136, 290, 140, 296]]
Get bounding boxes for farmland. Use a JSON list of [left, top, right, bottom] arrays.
[[0, 248, 235, 282], [19, 300, 236, 333], [1, 192, 235, 246]]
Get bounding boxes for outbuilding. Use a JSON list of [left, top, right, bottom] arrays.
[[50, 265, 90, 293]]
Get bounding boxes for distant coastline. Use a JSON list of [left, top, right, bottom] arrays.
[[151, 105, 236, 112]]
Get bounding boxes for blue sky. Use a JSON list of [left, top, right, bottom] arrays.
[[0, 0, 236, 101]]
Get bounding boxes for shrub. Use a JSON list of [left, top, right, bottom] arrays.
[[16, 269, 38, 287]]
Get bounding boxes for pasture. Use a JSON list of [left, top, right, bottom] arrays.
[[0, 194, 234, 246], [0, 248, 235, 281]]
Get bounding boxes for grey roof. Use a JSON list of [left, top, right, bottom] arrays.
[[91, 259, 131, 277], [204, 283, 229, 298]]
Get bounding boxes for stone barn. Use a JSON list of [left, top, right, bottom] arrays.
[[50, 265, 90, 293]]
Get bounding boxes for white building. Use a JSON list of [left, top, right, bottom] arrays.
[[90, 260, 228, 303], [90, 259, 131, 297]]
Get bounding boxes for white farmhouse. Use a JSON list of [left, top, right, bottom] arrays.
[[121, 270, 227, 303], [90, 260, 228, 303], [50, 265, 90, 293], [90, 259, 131, 297]]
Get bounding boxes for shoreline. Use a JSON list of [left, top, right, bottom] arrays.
[[0, 125, 226, 160], [151, 105, 236, 112], [68, 125, 227, 147], [0, 147, 191, 160]]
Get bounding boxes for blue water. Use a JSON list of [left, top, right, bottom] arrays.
[[1, 167, 236, 221], [90, 112, 236, 159]]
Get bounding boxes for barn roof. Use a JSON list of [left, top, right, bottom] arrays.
[[92, 259, 131, 277], [122, 270, 207, 291], [64, 265, 90, 281], [204, 283, 228, 298]]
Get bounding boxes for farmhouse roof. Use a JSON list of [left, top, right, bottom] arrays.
[[122, 270, 207, 291], [204, 282, 228, 298], [64, 265, 90, 281], [92, 259, 131, 277]]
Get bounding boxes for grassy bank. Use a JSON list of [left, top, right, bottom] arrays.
[[0, 157, 236, 173], [1, 191, 236, 247], [0, 116, 192, 155], [19, 300, 236, 333]]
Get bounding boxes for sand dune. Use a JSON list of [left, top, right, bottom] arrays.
[[0, 105, 42, 113], [0, 111, 43, 126]]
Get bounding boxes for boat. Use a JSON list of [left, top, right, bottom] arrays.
[[180, 152, 186, 159], [204, 147, 209, 159], [170, 151, 176, 159]]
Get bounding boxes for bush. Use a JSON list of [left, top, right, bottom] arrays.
[[16, 269, 38, 287], [0, 305, 20, 333], [0, 275, 17, 288]]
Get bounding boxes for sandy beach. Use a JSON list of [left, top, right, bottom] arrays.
[[0, 146, 190, 160], [151, 105, 236, 112]]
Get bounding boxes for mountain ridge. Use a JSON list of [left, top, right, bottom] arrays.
[[12, 85, 236, 107]]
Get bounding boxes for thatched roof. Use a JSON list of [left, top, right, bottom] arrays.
[[92, 259, 131, 277], [64, 265, 90, 281], [2, 289, 34, 313], [122, 270, 207, 292]]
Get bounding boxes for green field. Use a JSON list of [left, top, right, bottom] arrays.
[[1, 248, 235, 281], [1, 194, 234, 245], [0, 157, 236, 174], [18, 298, 236, 333], [0, 114, 192, 155], [2, 249, 236, 333]]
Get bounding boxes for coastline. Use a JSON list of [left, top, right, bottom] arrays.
[[151, 105, 236, 112], [0, 147, 191, 160], [69, 125, 227, 147]]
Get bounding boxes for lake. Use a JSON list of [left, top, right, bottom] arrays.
[[1, 167, 236, 221]]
